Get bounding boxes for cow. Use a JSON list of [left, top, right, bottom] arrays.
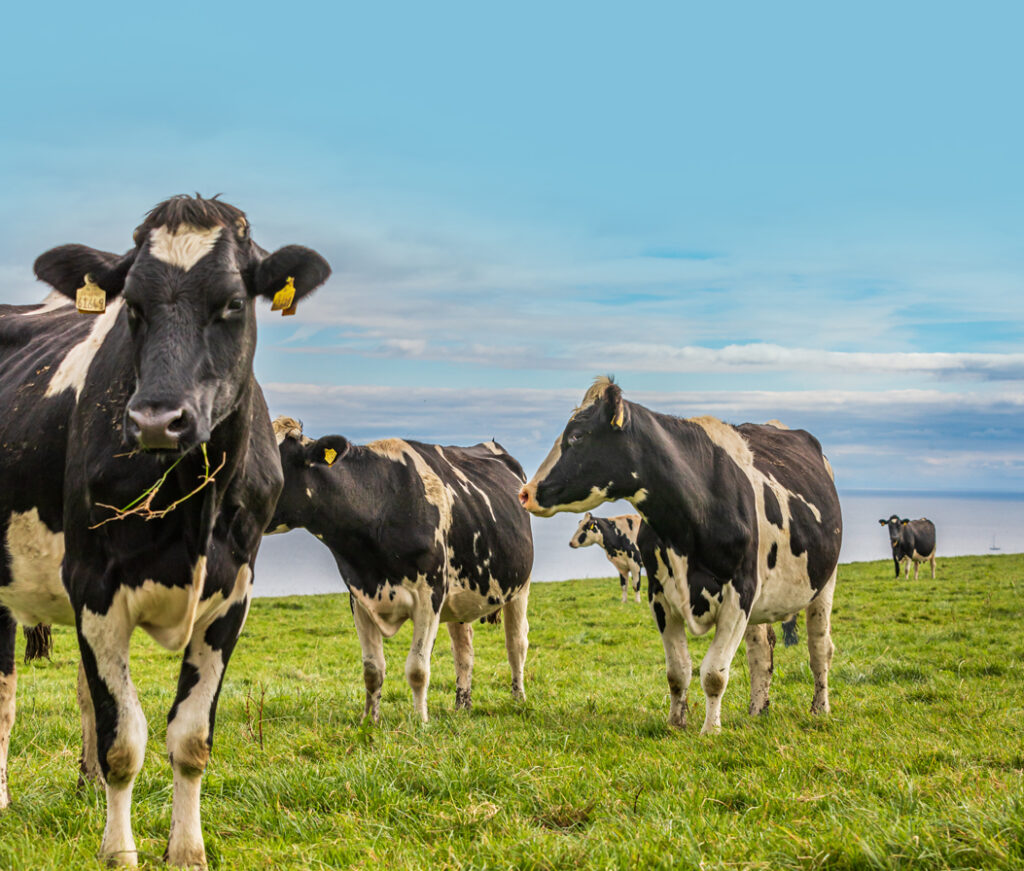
[[878, 515, 936, 579], [569, 513, 644, 602], [520, 377, 842, 734], [267, 417, 533, 723], [0, 195, 330, 867]]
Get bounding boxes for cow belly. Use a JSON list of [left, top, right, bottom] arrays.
[[1, 508, 74, 626], [349, 581, 418, 637], [748, 570, 816, 624]]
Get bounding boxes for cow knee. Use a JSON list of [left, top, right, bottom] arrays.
[[167, 729, 210, 779], [405, 660, 428, 691], [702, 668, 726, 699], [363, 659, 384, 695]]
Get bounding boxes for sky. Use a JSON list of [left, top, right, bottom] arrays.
[[3, 1, 1024, 501]]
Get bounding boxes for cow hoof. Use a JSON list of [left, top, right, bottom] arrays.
[[455, 689, 472, 710], [748, 700, 770, 716], [100, 848, 138, 868], [164, 845, 207, 869]]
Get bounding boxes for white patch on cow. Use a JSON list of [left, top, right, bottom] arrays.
[[2, 508, 72, 626], [43, 298, 124, 400], [20, 290, 72, 317], [630, 488, 649, 505], [305, 487, 313, 498], [483, 441, 503, 455], [265, 523, 291, 535], [148, 224, 222, 272], [659, 549, 713, 636], [0, 671, 15, 810], [368, 438, 453, 545]]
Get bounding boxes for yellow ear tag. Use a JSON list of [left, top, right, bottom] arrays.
[[75, 274, 107, 314], [271, 276, 296, 314], [323, 447, 338, 465], [612, 407, 625, 428]]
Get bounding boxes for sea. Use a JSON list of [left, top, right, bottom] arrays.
[[253, 490, 1024, 598]]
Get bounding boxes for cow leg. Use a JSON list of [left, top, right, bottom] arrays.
[[503, 578, 530, 701], [165, 588, 251, 869], [657, 604, 691, 728], [893, 555, 900, 579], [930, 554, 936, 579], [745, 623, 776, 716], [77, 609, 147, 867], [447, 621, 474, 710], [699, 590, 750, 734], [77, 659, 102, 787], [913, 559, 920, 581], [806, 569, 837, 714], [406, 596, 442, 723], [351, 600, 385, 723], [633, 569, 643, 603], [0, 608, 16, 811], [781, 614, 799, 647], [618, 571, 629, 603]]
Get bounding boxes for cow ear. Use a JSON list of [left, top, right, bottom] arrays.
[[878, 519, 887, 526], [901, 518, 909, 526], [307, 435, 350, 467], [252, 245, 331, 306], [584, 512, 592, 521], [605, 383, 629, 430], [34, 245, 134, 301]]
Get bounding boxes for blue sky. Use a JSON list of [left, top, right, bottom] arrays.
[[3, 1, 1024, 494]]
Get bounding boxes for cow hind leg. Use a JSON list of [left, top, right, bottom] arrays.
[[618, 572, 628, 603], [654, 600, 691, 728], [351, 600, 385, 723], [77, 610, 147, 867], [745, 623, 776, 716], [806, 569, 837, 715], [165, 589, 251, 869], [0, 608, 16, 810], [406, 596, 443, 723], [503, 578, 531, 701], [447, 621, 474, 710], [77, 659, 102, 788], [633, 569, 642, 603], [781, 614, 799, 647], [930, 554, 936, 579]]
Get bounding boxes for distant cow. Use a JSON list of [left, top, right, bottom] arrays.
[[521, 377, 842, 734], [879, 516, 936, 579], [0, 196, 330, 867], [570, 513, 644, 602], [268, 417, 533, 722]]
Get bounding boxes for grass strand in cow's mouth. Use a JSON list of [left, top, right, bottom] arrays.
[[89, 442, 226, 528]]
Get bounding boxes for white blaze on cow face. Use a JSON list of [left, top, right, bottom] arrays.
[[44, 299, 125, 400], [147, 224, 223, 272], [2, 508, 72, 626]]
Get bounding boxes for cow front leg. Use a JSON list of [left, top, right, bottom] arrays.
[[165, 590, 251, 869], [503, 578, 530, 700], [745, 623, 776, 716], [77, 608, 147, 867], [406, 596, 442, 723], [806, 569, 837, 714], [930, 554, 936, 579], [618, 571, 629, 603], [447, 621, 475, 710], [633, 569, 643, 603], [654, 599, 691, 728], [351, 599, 385, 723], [699, 590, 750, 734], [77, 659, 102, 787], [913, 559, 920, 581], [0, 608, 16, 810]]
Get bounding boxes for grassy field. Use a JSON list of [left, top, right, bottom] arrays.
[[1, 554, 1022, 869]]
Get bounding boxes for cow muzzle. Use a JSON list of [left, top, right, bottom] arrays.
[[125, 404, 197, 451], [518, 483, 554, 517]]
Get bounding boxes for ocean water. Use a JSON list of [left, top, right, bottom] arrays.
[[252, 490, 1024, 598]]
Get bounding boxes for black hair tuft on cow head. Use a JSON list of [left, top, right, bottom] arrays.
[[307, 435, 351, 467], [604, 382, 630, 430], [252, 245, 332, 304], [34, 245, 136, 301]]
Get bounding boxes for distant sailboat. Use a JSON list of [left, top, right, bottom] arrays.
[[990, 535, 1001, 552]]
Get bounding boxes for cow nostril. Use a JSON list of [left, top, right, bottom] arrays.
[[167, 412, 190, 435]]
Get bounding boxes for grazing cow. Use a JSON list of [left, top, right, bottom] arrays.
[[879, 516, 936, 579], [0, 196, 330, 867], [268, 417, 533, 722], [520, 377, 842, 734], [570, 513, 644, 602]]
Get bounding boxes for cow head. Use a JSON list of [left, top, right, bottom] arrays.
[[878, 515, 909, 549], [520, 377, 638, 517], [569, 512, 603, 548], [34, 196, 331, 452], [267, 416, 350, 532]]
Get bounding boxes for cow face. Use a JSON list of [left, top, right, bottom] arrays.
[[34, 197, 331, 452], [268, 418, 350, 532], [569, 512, 603, 548], [521, 378, 637, 517], [878, 515, 908, 549]]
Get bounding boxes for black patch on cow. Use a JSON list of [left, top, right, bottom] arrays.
[[652, 601, 667, 634], [767, 542, 778, 570], [0, 609, 15, 676], [763, 484, 784, 529]]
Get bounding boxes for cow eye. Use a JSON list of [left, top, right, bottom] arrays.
[[219, 297, 247, 319], [568, 431, 585, 445]]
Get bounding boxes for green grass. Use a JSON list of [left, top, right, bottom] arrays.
[[2, 554, 1023, 869]]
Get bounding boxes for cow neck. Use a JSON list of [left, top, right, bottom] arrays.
[[625, 407, 715, 555]]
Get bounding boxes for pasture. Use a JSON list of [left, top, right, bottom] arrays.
[[1, 554, 1022, 870]]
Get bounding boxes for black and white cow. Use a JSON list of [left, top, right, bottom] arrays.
[[570, 513, 644, 602], [268, 417, 534, 722], [878, 515, 936, 580], [520, 378, 842, 734], [0, 196, 330, 867]]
